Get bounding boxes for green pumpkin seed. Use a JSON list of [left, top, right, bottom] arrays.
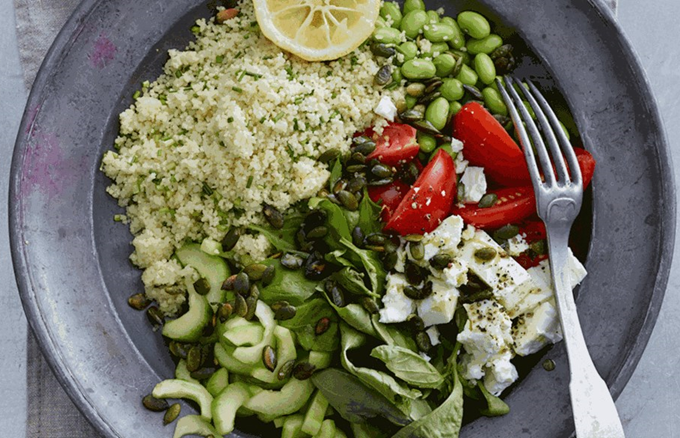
[[193, 277, 210, 295], [128, 293, 150, 311], [281, 253, 304, 269], [467, 34, 503, 55], [330, 285, 346, 307], [190, 367, 217, 381], [405, 234, 424, 242], [430, 253, 453, 270], [457, 11, 491, 39], [399, 108, 425, 122], [263, 203, 284, 229], [234, 293, 248, 317], [375, 65, 393, 86], [278, 360, 296, 380], [403, 282, 432, 300], [244, 294, 258, 321], [164, 403, 181, 425], [218, 302, 233, 322], [406, 83, 426, 97], [460, 288, 495, 304], [371, 164, 393, 179], [361, 297, 380, 314], [412, 119, 442, 136], [274, 304, 297, 321], [354, 141, 376, 156], [293, 362, 317, 380], [371, 42, 397, 58], [222, 274, 237, 291], [409, 241, 425, 260], [260, 265, 276, 286], [347, 176, 368, 193], [233, 272, 250, 295], [416, 331, 432, 352], [169, 341, 190, 359], [146, 306, 164, 329], [352, 226, 365, 247], [478, 193, 498, 208], [306, 226, 328, 240], [543, 359, 556, 372], [474, 247, 498, 261], [494, 224, 520, 241], [318, 149, 341, 163], [490, 44, 513, 60], [186, 346, 203, 372], [382, 251, 398, 271], [417, 91, 442, 106], [263, 345, 277, 372], [401, 58, 437, 80], [315, 317, 331, 335], [243, 263, 267, 281], [221, 227, 241, 251], [337, 190, 359, 211], [400, 10, 428, 39], [494, 55, 516, 75], [346, 164, 368, 173], [408, 314, 425, 332], [380, 2, 403, 28], [367, 178, 393, 186], [463, 84, 484, 101], [143, 394, 169, 412], [366, 233, 387, 246]]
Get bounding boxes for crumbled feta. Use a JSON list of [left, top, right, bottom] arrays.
[[506, 234, 529, 257], [379, 274, 417, 323], [455, 151, 469, 174], [432, 259, 468, 288], [483, 351, 519, 396], [417, 278, 459, 327], [459, 167, 487, 203], [426, 326, 441, 346], [512, 300, 562, 356], [374, 96, 398, 121], [450, 137, 464, 153], [420, 215, 464, 261]]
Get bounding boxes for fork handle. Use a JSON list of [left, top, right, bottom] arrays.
[[546, 224, 626, 438]]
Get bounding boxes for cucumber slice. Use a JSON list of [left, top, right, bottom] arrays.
[[212, 382, 251, 435], [172, 414, 219, 438], [152, 379, 213, 420], [214, 343, 252, 376], [251, 325, 297, 384], [309, 351, 332, 370], [302, 390, 329, 436], [314, 419, 337, 438], [232, 302, 276, 364], [274, 416, 286, 428], [175, 242, 229, 305], [162, 280, 212, 342], [243, 378, 315, 418], [175, 359, 201, 385], [282, 414, 305, 438], [206, 368, 229, 397], [223, 324, 265, 347], [335, 428, 348, 438]]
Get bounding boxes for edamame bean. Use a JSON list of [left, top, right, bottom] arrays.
[[431, 143, 456, 161], [373, 27, 402, 45], [380, 2, 403, 28], [482, 87, 508, 116], [450, 49, 470, 65], [441, 17, 466, 49], [397, 41, 418, 62], [488, 76, 502, 92], [434, 53, 456, 77], [425, 97, 450, 131], [422, 42, 449, 58], [427, 10, 440, 23], [449, 101, 463, 118], [523, 101, 536, 119], [440, 78, 465, 101], [401, 10, 428, 39], [423, 23, 456, 43], [401, 58, 437, 80], [405, 95, 418, 109], [456, 64, 478, 86], [374, 16, 388, 29], [457, 11, 491, 39], [560, 121, 571, 140], [417, 131, 437, 153], [392, 68, 403, 83], [403, 0, 425, 15], [466, 34, 503, 55], [474, 53, 496, 85]]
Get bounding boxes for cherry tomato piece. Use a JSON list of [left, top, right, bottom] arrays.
[[368, 180, 411, 222], [452, 185, 535, 229], [364, 122, 420, 166], [385, 149, 457, 235]]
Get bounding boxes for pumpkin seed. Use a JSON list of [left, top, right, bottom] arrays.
[[218, 303, 233, 322], [399, 108, 424, 123], [346, 164, 368, 173], [146, 306, 164, 329], [318, 149, 341, 163], [406, 83, 426, 97], [261, 264, 276, 285], [463, 84, 484, 100], [222, 274, 237, 291], [474, 247, 497, 261], [142, 394, 169, 412], [404, 234, 423, 243], [244, 263, 268, 281], [416, 331, 432, 352], [190, 367, 217, 381], [221, 227, 241, 251], [263, 345, 277, 372], [405, 261, 426, 285], [382, 251, 399, 271], [493, 114, 511, 126], [315, 317, 331, 335], [164, 403, 181, 425], [186, 346, 203, 372], [281, 253, 304, 269], [542, 359, 556, 372], [347, 176, 368, 193], [417, 91, 442, 106], [332, 179, 347, 195], [408, 314, 425, 332], [293, 362, 317, 380], [249, 283, 260, 300], [409, 241, 425, 260], [490, 44, 513, 60], [128, 293, 150, 311], [278, 360, 296, 380], [337, 190, 359, 211], [306, 226, 329, 240], [375, 65, 393, 86], [430, 253, 453, 270], [459, 288, 495, 304], [234, 293, 248, 317], [401, 161, 420, 184], [494, 55, 516, 75], [233, 272, 250, 295], [304, 252, 327, 280], [457, 182, 466, 201], [412, 120, 442, 136], [353, 135, 373, 146], [371, 42, 397, 58], [263, 203, 284, 229], [361, 297, 380, 315], [274, 304, 297, 321], [193, 277, 210, 295], [424, 79, 444, 95], [493, 224, 520, 241], [244, 294, 258, 321], [367, 178, 394, 186], [365, 233, 387, 246], [352, 226, 365, 247], [169, 341, 190, 359], [371, 164, 393, 179], [330, 285, 346, 307], [403, 284, 429, 300], [478, 193, 498, 208]]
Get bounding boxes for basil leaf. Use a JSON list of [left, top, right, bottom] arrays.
[[358, 188, 383, 237], [278, 297, 339, 352], [371, 345, 445, 389], [371, 315, 418, 353], [258, 259, 318, 305], [340, 237, 386, 295], [324, 250, 355, 268], [329, 157, 343, 192], [247, 212, 304, 253], [311, 368, 412, 427], [323, 290, 378, 338], [340, 323, 421, 404], [477, 381, 510, 417], [308, 197, 352, 249], [392, 364, 464, 438], [332, 267, 380, 299]]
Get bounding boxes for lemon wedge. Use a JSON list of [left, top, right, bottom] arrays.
[[253, 0, 380, 61]]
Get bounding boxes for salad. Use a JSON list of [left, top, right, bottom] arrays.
[[101, 0, 597, 437]]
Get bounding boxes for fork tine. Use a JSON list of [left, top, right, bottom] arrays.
[[497, 76, 555, 186], [525, 80, 583, 187]]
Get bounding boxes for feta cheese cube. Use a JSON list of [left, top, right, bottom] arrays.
[[512, 300, 562, 356], [459, 167, 487, 203], [455, 151, 469, 174], [417, 278, 459, 327], [379, 274, 417, 323], [483, 351, 519, 396], [374, 96, 397, 121], [420, 215, 464, 261], [426, 326, 441, 346], [506, 234, 529, 257], [432, 258, 468, 288]]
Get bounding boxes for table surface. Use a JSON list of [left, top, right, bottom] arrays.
[[1, 0, 679, 437]]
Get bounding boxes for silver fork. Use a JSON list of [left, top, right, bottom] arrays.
[[496, 76, 626, 438]]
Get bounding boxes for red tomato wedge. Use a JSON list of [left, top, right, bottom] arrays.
[[364, 122, 420, 166], [514, 219, 548, 269], [385, 149, 456, 235], [454, 102, 531, 186], [451, 147, 596, 229], [368, 180, 410, 222]]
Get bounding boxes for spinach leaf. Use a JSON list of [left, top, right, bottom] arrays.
[[258, 259, 318, 305], [247, 212, 305, 253], [323, 289, 378, 338], [358, 189, 384, 237], [325, 250, 355, 268], [392, 363, 464, 438], [329, 158, 343, 192], [477, 381, 510, 417], [371, 315, 418, 353], [340, 323, 422, 405], [340, 238, 386, 295], [311, 368, 412, 427], [351, 422, 390, 438], [308, 198, 352, 249], [371, 345, 445, 389], [344, 209, 360, 234], [278, 297, 339, 352], [332, 267, 380, 299]]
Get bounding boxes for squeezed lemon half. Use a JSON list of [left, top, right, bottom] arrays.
[[253, 0, 381, 61]]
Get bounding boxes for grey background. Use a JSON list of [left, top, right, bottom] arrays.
[[0, 0, 677, 436]]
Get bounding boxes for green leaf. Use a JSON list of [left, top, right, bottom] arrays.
[[340, 238, 386, 296], [351, 422, 390, 438], [324, 250, 355, 268], [258, 259, 318, 306], [340, 323, 421, 404], [278, 297, 339, 352], [392, 362, 464, 438], [371, 315, 418, 353], [332, 267, 380, 299], [478, 382, 510, 417], [247, 212, 304, 253], [358, 188, 384, 237], [323, 290, 378, 338], [308, 198, 352, 249], [371, 345, 445, 389], [329, 158, 343, 192], [311, 368, 412, 427]]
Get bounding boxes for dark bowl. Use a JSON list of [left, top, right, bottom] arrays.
[[10, 0, 675, 437]]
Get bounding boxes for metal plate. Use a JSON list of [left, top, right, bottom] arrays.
[[9, 0, 675, 437]]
